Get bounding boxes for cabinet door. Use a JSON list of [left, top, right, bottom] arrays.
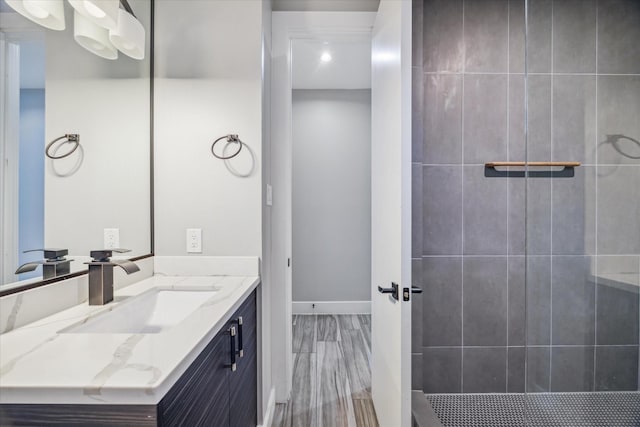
[[159, 327, 232, 427], [229, 291, 257, 427]]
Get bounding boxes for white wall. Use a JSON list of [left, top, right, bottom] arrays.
[[154, 0, 263, 258], [292, 89, 371, 302], [154, 0, 271, 422]]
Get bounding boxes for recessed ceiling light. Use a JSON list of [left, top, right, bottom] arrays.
[[320, 52, 332, 63]]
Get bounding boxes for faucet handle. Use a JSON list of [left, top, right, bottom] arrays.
[[90, 248, 131, 262], [24, 248, 69, 260]]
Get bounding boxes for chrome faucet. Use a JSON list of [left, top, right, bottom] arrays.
[[15, 248, 73, 280], [85, 249, 140, 305]]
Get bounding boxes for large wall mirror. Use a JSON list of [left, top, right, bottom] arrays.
[[0, 0, 153, 292]]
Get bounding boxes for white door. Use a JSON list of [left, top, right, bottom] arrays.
[[370, 0, 412, 426]]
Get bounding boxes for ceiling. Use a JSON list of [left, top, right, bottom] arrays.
[[292, 37, 371, 89]]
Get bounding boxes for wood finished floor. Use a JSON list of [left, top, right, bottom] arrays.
[[273, 314, 379, 427]]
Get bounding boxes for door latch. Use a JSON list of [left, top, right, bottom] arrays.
[[403, 286, 423, 301]]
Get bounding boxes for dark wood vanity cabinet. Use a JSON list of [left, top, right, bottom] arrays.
[[159, 289, 257, 427], [0, 289, 258, 427]]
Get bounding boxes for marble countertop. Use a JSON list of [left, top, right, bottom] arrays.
[[0, 274, 259, 405]]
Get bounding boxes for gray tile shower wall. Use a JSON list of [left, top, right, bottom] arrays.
[[411, 0, 640, 394]]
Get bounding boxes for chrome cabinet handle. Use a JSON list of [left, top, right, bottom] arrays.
[[232, 317, 244, 358]]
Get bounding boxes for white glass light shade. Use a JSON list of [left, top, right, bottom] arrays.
[[109, 8, 145, 60], [5, 0, 65, 30], [68, 0, 119, 30], [73, 11, 118, 60]]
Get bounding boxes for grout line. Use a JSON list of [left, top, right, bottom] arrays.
[[506, 0, 511, 393], [546, 0, 554, 393], [593, 0, 599, 392], [460, 0, 466, 394]]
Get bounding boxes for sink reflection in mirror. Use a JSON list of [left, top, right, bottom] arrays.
[[61, 287, 220, 334], [0, 0, 153, 291]]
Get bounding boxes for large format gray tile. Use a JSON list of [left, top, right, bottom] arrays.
[[508, 0, 525, 73], [317, 315, 339, 342], [463, 166, 508, 255], [525, 0, 553, 73], [597, 167, 640, 255], [412, 259, 423, 351], [596, 258, 639, 345], [508, 75, 553, 163], [423, 257, 462, 347], [551, 256, 595, 345], [463, 75, 508, 165], [463, 0, 508, 73], [412, 0, 424, 69], [509, 74, 526, 162], [597, 0, 640, 74], [423, 166, 463, 255], [594, 346, 639, 391], [316, 342, 355, 427], [552, 166, 596, 255], [424, 74, 462, 164], [337, 315, 362, 331], [423, 0, 463, 72], [526, 75, 553, 162], [357, 315, 371, 352], [293, 315, 317, 353], [412, 353, 423, 391], [597, 76, 640, 165], [423, 347, 462, 393], [412, 67, 424, 164], [508, 174, 552, 256], [550, 346, 595, 392], [462, 347, 507, 393], [353, 399, 379, 427], [286, 352, 317, 427], [552, 76, 596, 165], [463, 257, 508, 346], [340, 330, 371, 400], [507, 346, 551, 393], [553, 0, 596, 73], [412, 164, 423, 258], [508, 256, 551, 346]]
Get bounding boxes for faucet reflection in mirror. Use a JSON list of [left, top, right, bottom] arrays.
[[15, 248, 72, 279], [85, 248, 139, 305], [4, 0, 145, 60]]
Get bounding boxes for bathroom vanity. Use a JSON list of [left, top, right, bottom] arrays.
[[0, 274, 259, 426]]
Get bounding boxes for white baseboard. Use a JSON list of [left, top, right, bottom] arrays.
[[258, 387, 276, 427], [292, 301, 371, 314]]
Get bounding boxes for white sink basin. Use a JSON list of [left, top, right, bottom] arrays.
[[62, 288, 218, 334]]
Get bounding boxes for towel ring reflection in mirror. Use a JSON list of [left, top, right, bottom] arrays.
[[45, 134, 81, 160], [211, 134, 244, 160]]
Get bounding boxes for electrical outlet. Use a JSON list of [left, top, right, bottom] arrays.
[[104, 228, 120, 249], [186, 228, 202, 253]]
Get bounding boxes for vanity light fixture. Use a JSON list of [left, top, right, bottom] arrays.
[[109, 6, 145, 59], [4, 0, 145, 60], [4, 0, 66, 30], [73, 10, 118, 60], [68, 0, 119, 30]]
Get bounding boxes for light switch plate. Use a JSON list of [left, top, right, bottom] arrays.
[[104, 228, 120, 249], [186, 228, 202, 253], [266, 184, 273, 206]]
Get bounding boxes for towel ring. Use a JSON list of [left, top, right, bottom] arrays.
[[211, 134, 244, 160], [46, 134, 80, 160]]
